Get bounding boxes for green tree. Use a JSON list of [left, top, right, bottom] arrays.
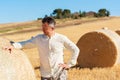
[[52, 8, 63, 19], [44, 15, 48, 18], [81, 11, 86, 17], [97, 8, 110, 17], [106, 10, 110, 17], [37, 18, 42, 20], [79, 10, 82, 17], [62, 9, 71, 18]]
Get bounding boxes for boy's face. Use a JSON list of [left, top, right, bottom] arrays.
[[42, 22, 53, 35]]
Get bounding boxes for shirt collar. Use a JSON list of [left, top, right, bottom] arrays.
[[43, 33, 56, 39]]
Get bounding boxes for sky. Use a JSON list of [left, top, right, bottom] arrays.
[[0, 0, 120, 24]]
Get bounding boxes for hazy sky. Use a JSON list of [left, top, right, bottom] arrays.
[[0, 0, 120, 24]]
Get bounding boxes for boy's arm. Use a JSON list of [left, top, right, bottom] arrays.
[[11, 37, 36, 49], [3, 36, 38, 53], [63, 36, 80, 67]]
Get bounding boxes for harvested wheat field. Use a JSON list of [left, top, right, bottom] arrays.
[[1, 17, 120, 80]]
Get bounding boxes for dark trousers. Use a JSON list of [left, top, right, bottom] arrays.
[[41, 77, 60, 80], [41, 77, 53, 80]]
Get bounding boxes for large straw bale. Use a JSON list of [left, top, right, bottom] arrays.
[[0, 37, 37, 80], [77, 29, 120, 68], [115, 30, 120, 35]]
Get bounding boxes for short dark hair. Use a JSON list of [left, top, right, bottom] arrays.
[[42, 17, 56, 25]]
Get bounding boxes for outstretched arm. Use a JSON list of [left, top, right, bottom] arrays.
[[12, 37, 36, 49], [3, 36, 37, 53]]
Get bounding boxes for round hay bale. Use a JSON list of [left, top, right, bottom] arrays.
[[77, 29, 120, 68], [0, 37, 37, 80], [115, 30, 120, 35]]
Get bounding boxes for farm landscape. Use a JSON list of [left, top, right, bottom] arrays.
[[1, 17, 120, 80]]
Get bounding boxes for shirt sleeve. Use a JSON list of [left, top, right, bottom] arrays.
[[12, 36, 38, 49], [63, 36, 80, 67]]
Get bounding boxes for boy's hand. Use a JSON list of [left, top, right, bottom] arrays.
[[59, 63, 70, 70], [2, 45, 14, 53]]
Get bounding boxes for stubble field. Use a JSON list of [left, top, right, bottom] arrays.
[[1, 17, 120, 80]]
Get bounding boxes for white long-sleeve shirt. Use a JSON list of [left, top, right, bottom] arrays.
[[12, 33, 79, 77]]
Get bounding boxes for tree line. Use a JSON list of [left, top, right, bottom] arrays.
[[38, 8, 110, 20]]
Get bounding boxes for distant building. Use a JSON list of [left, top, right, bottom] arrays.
[[71, 12, 80, 19], [85, 11, 96, 17]]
